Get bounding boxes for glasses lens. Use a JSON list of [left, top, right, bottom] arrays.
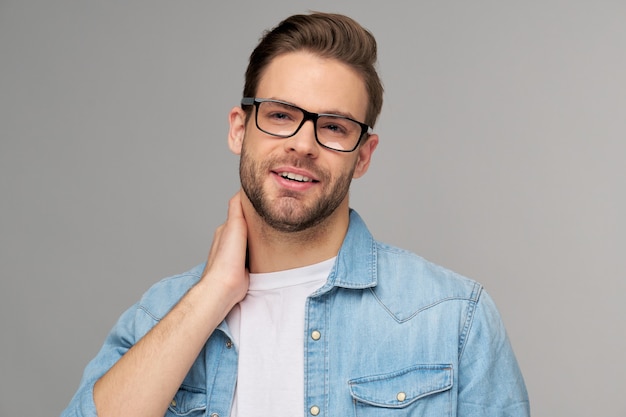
[[316, 115, 362, 151], [257, 101, 303, 137]]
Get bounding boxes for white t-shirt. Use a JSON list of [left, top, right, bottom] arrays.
[[226, 257, 335, 417]]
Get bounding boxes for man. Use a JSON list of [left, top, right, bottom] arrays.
[[62, 12, 529, 417]]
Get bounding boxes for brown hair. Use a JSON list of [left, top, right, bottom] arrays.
[[243, 12, 384, 127]]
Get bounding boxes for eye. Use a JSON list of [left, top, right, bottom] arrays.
[[324, 123, 346, 133], [268, 111, 294, 121], [260, 101, 300, 124], [319, 118, 352, 137]]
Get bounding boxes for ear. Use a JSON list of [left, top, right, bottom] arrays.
[[352, 134, 378, 179], [228, 106, 247, 155]]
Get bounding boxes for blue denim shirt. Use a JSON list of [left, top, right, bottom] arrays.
[[62, 210, 529, 417]]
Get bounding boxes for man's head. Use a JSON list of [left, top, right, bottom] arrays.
[[228, 12, 381, 234], [243, 12, 383, 128]]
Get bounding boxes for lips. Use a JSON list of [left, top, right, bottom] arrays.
[[277, 171, 316, 183]]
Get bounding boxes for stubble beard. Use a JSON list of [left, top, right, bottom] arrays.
[[239, 145, 355, 234]]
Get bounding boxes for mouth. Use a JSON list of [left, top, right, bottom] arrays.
[[277, 171, 319, 183]]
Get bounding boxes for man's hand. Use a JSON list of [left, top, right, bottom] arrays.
[[201, 192, 250, 310], [93, 191, 250, 417]]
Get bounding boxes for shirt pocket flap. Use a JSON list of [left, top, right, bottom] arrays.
[[348, 364, 453, 408], [168, 386, 207, 416]]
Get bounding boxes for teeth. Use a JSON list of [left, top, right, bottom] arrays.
[[280, 172, 312, 182]]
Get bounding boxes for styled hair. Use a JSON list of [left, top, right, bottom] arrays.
[[244, 12, 383, 127]]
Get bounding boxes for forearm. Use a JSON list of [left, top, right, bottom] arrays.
[[93, 279, 236, 417]]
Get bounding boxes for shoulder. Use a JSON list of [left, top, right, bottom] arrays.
[[373, 241, 483, 315]]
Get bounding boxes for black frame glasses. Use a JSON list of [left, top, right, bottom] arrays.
[[241, 97, 371, 152]]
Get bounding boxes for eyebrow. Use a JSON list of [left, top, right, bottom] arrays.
[[267, 96, 361, 121]]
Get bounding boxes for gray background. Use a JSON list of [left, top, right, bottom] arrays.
[[1, 1, 624, 416]]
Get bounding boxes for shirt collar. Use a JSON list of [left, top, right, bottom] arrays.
[[317, 209, 377, 291]]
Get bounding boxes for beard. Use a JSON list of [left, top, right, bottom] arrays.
[[239, 144, 355, 233]]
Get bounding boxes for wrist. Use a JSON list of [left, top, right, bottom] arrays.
[[193, 275, 243, 318]]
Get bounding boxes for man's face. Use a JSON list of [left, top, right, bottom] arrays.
[[231, 51, 377, 233]]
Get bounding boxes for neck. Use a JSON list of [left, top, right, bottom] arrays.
[[240, 192, 350, 273]]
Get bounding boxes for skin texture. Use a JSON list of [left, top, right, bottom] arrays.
[[92, 50, 378, 416]]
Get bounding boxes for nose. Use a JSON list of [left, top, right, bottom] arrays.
[[283, 119, 319, 157]]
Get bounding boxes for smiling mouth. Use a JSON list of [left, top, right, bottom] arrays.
[[278, 171, 318, 183]]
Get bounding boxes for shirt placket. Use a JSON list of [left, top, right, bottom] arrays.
[[304, 291, 330, 417]]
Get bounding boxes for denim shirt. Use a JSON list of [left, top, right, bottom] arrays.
[[62, 210, 529, 417]]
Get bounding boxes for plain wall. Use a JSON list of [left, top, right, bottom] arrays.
[[1, 1, 625, 416]]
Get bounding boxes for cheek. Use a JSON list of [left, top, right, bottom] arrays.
[[345, 156, 362, 179], [243, 132, 282, 156]]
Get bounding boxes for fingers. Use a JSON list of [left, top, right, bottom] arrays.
[[225, 191, 247, 241], [226, 191, 246, 223], [205, 191, 248, 273], [205, 225, 224, 271], [227, 193, 241, 218]]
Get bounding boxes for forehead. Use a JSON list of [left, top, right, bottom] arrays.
[[256, 51, 369, 121]]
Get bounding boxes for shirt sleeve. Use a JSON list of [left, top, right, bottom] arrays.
[[457, 289, 530, 416], [60, 302, 141, 417]]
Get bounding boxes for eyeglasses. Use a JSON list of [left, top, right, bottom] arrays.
[[241, 97, 371, 152]]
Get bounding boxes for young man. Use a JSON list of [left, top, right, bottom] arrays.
[[62, 12, 529, 417]]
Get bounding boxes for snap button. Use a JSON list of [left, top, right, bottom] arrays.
[[396, 391, 407, 402], [311, 330, 321, 341], [226, 339, 233, 349], [310, 405, 320, 415], [210, 413, 219, 417]]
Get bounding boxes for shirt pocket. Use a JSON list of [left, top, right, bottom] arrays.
[[166, 385, 207, 417], [348, 364, 453, 417]]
